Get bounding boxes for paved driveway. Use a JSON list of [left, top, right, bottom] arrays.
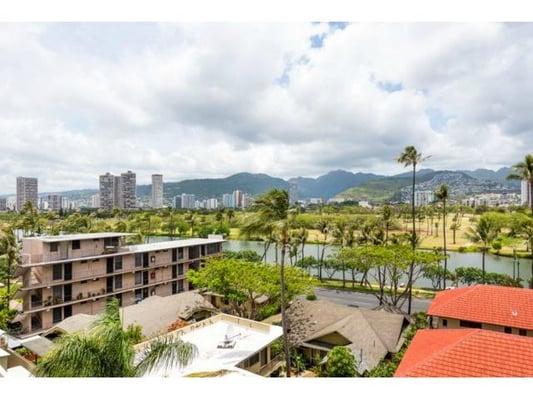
[[314, 287, 431, 314]]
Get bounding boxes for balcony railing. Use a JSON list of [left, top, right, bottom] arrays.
[[25, 275, 188, 313], [257, 354, 284, 376], [21, 255, 208, 290]]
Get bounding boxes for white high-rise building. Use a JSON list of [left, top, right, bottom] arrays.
[[90, 193, 101, 208], [414, 190, 435, 207], [288, 181, 298, 205], [222, 193, 233, 208], [16, 176, 38, 211], [206, 198, 218, 210], [151, 174, 164, 209], [233, 190, 243, 209], [181, 193, 196, 209], [521, 180, 532, 208]]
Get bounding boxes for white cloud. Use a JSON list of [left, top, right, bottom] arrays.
[[0, 22, 531, 193]]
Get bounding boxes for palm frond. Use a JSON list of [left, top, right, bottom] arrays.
[[135, 335, 198, 376]]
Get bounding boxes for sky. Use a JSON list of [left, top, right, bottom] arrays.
[[0, 22, 532, 192]]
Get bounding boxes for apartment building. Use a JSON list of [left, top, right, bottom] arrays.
[[522, 179, 532, 207], [16, 177, 38, 211], [17, 233, 225, 335], [121, 171, 136, 209], [151, 174, 163, 209], [0, 198, 7, 211], [42, 194, 63, 211]]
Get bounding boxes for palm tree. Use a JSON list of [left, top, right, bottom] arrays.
[[450, 213, 462, 245], [34, 299, 197, 377], [380, 205, 393, 244], [240, 189, 295, 377], [315, 219, 331, 281], [397, 145, 429, 314], [464, 216, 501, 283], [507, 154, 533, 215], [435, 184, 449, 289]]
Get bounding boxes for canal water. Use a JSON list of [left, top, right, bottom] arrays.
[[146, 237, 531, 288]]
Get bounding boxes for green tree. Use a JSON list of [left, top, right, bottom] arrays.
[[324, 346, 358, 377], [449, 213, 462, 244], [235, 189, 298, 376], [516, 216, 533, 288], [434, 184, 449, 289], [464, 214, 501, 283], [0, 227, 19, 308], [34, 299, 197, 377], [507, 153, 533, 215], [397, 145, 429, 314]]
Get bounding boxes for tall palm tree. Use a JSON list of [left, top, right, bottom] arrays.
[[507, 154, 533, 215], [435, 184, 449, 289], [240, 189, 295, 377], [397, 145, 429, 314], [0, 227, 19, 308], [315, 219, 331, 281], [465, 216, 501, 283], [35, 299, 197, 377]]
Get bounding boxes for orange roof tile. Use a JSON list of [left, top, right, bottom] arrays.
[[395, 329, 533, 377], [427, 285, 533, 330]]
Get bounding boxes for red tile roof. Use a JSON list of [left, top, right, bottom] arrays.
[[428, 285, 533, 330], [395, 329, 533, 377]]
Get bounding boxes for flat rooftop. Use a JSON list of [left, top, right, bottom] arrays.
[[126, 237, 225, 253], [23, 232, 130, 243], [136, 314, 282, 377]]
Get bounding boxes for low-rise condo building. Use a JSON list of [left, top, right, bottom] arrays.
[[427, 285, 533, 337], [135, 313, 283, 377], [17, 232, 225, 335]]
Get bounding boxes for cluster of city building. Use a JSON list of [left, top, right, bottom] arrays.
[[1, 176, 532, 213], [173, 190, 253, 210]]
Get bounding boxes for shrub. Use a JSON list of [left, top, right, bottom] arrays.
[[323, 346, 358, 377]]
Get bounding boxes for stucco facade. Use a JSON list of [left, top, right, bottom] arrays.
[[18, 233, 224, 335]]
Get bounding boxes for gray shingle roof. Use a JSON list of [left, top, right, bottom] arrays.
[[45, 291, 217, 339], [287, 299, 407, 373]]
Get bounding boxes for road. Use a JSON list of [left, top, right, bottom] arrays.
[[313, 287, 431, 314]]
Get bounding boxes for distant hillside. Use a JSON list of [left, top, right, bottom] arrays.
[[137, 172, 289, 199], [339, 169, 517, 203], [461, 167, 519, 188], [292, 170, 383, 199]]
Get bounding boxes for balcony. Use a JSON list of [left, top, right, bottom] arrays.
[[24, 275, 187, 314]]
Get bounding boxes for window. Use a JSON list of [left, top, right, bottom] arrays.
[[135, 253, 143, 268], [114, 275, 122, 290], [50, 242, 58, 252], [52, 307, 62, 323], [72, 240, 81, 250], [135, 289, 143, 303], [178, 264, 184, 276], [459, 320, 482, 329], [150, 255, 156, 263], [442, 319, 447, 327], [135, 271, 142, 285], [64, 305, 72, 319], [178, 248, 184, 259], [52, 264, 63, 280], [260, 348, 268, 366], [114, 256, 122, 271], [519, 329, 527, 336], [150, 271, 156, 280], [172, 248, 177, 262], [178, 280, 184, 292], [504, 327, 512, 334]]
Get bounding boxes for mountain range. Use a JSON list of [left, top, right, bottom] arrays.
[[26, 166, 519, 205]]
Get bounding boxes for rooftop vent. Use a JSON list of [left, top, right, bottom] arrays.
[[217, 326, 241, 349]]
